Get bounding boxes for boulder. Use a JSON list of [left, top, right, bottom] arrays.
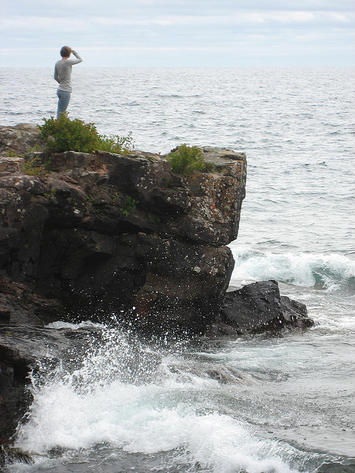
[[215, 280, 314, 335]]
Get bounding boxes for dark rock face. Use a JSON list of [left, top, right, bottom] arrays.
[[216, 280, 314, 335], [0, 276, 63, 326], [0, 126, 247, 332]]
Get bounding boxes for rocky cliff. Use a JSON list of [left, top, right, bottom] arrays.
[[0, 124, 246, 332]]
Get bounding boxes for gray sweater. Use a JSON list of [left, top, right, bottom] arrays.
[[54, 50, 83, 93]]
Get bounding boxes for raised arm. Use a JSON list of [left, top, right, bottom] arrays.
[[69, 49, 83, 65]]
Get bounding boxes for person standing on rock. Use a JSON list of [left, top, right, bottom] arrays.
[[54, 46, 83, 119]]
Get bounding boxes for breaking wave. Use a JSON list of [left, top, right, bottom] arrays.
[[231, 248, 355, 293], [12, 325, 323, 473]]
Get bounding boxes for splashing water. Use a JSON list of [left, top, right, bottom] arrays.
[[231, 248, 355, 293], [10, 323, 343, 473]]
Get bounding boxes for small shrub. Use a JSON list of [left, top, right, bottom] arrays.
[[38, 115, 133, 154], [29, 144, 42, 153], [120, 195, 139, 216], [166, 144, 211, 175], [7, 149, 17, 157], [97, 133, 134, 155], [38, 115, 99, 153], [23, 155, 46, 176]]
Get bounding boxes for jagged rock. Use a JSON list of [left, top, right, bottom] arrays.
[[213, 280, 314, 335], [44, 147, 246, 246]]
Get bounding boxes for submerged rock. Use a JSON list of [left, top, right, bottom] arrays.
[[213, 280, 314, 335], [166, 359, 252, 385]]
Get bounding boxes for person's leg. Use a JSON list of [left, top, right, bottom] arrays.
[[56, 90, 71, 118]]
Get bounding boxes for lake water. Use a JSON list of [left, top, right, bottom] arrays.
[[1, 67, 355, 472]]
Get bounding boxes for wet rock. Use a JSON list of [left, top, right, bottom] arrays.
[[166, 359, 251, 385], [215, 280, 314, 335]]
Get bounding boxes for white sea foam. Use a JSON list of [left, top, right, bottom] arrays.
[[46, 320, 104, 330], [16, 377, 302, 473], [231, 247, 355, 292], [14, 326, 310, 473]]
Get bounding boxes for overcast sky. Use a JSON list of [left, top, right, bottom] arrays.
[[1, 0, 354, 67]]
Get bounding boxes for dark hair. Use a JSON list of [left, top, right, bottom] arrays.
[[60, 46, 71, 58]]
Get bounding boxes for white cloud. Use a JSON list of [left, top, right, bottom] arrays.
[[91, 10, 355, 27], [2, 10, 354, 32], [0, 16, 87, 32]]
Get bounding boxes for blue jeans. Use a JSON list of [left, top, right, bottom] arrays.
[[56, 89, 71, 118]]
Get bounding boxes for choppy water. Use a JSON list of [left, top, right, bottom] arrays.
[[1, 67, 355, 472]]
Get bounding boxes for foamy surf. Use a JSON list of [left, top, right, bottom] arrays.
[[11, 325, 326, 473], [231, 247, 355, 293], [15, 387, 305, 473]]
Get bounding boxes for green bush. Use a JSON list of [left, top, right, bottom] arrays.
[[97, 133, 134, 154], [38, 115, 99, 153], [166, 144, 211, 175], [120, 195, 139, 216], [38, 115, 133, 154]]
